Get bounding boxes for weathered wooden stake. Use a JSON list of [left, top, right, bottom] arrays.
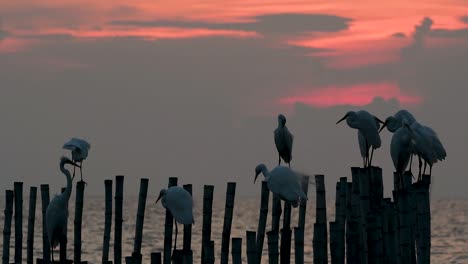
[[231, 237, 242, 264], [367, 214, 383, 264], [133, 178, 149, 261], [350, 169, 361, 264], [280, 203, 292, 264], [416, 175, 431, 264], [203, 241, 215, 264], [329, 221, 339, 264], [267, 231, 279, 264], [150, 252, 162, 264], [102, 179, 113, 263], [40, 184, 51, 263], [115, 175, 125, 264], [398, 188, 411, 264], [201, 185, 214, 263], [256, 181, 269, 264], [358, 168, 370, 264], [221, 182, 236, 264], [59, 187, 68, 262], [27, 187, 37, 264], [2, 190, 14, 264], [313, 175, 327, 264], [182, 184, 193, 263], [14, 182, 23, 264], [246, 231, 257, 264], [296, 175, 309, 264], [74, 181, 86, 264], [271, 195, 282, 232], [163, 177, 178, 264], [337, 178, 347, 264], [294, 227, 304, 264]]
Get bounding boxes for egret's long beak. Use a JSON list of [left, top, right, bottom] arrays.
[[66, 160, 81, 168], [336, 114, 348, 124], [378, 121, 387, 133], [375, 117, 385, 124], [155, 193, 163, 204], [254, 172, 260, 183]]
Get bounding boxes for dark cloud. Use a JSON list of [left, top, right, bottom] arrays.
[[0, 18, 7, 40], [460, 15, 468, 24], [400, 17, 433, 58], [429, 28, 468, 38], [111, 13, 352, 34], [391, 32, 406, 38]]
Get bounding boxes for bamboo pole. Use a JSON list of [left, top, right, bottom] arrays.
[[102, 179, 113, 263], [246, 231, 256, 264], [182, 184, 193, 263], [201, 185, 214, 263], [256, 181, 269, 264], [14, 182, 23, 264], [350, 168, 361, 264], [26, 187, 37, 264], [267, 231, 279, 264], [59, 187, 68, 262], [40, 184, 51, 263], [150, 252, 162, 264], [337, 178, 347, 264], [369, 167, 384, 210], [294, 227, 304, 264], [398, 189, 411, 264], [367, 214, 384, 264], [280, 203, 292, 264], [382, 198, 397, 264], [358, 168, 370, 264], [203, 241, 215, 264], [74, 181, 86, 264], [2, 190, 14, 264], [271, 194, 282, 232], [231, 238, 242, 264], [133, 178, 149, 259], [115, 175, 125, 264], [313, 174, 327, 264], [392, 191, 401, 264], [221, 182, 236, 264], [163, 177, 178, 264], [416, 175, 431, 264], [329, 221, 339, 264]]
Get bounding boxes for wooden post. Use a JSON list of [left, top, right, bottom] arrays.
[[256, 181, 269, 264], [231, 238, 242, 264], [267, 231, 279, 264], [246, 231, 256, 264], [392, 191, 401, 264], [271, 194, 282, 232], [59, 187, 68, 262], [2, 190, 14, 264], [203, 241, 215, 264], [349, 168, 361, 264], [416, 175, 431, 264], [14, 182, 23, 264], [115, 175, 125, 264], [337, 178, 347, 264], [329, 221, 339, 264], [182, 184, 193, 263], [369, 167, 384, 210], [163, 177, 178, 264], [102, 179, 113, 263], [382, 198, 397, 264], [313, 175, 327, 264], [26, 187, 37, 264], [133, 178, 149, 260], [280, 203, 292, 264], [367, 214, 384, 264], [74, 181, 86, 264], [358, 168, 370, 264], [397, 189, 411, 264], [294, 227, 304, 264], [221, 182, 236, 264], [150, 252, 162, 264], [40, 184, 51, 263], [201, 185, 214, 263]]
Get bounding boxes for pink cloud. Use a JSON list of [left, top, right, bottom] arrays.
[[279, 82, 422, 107]]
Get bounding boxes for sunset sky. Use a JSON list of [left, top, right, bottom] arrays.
[[1, 1, 467, 198]]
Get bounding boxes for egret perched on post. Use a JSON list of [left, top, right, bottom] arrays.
[[336, 110, 384, 167], [254, 164, 307, 208], [45, 156, 80, 261], [389, 119, 414, 188], [62, 137, 90, 183], [274, 114, 293, 167], [155, 186, 194, 249]]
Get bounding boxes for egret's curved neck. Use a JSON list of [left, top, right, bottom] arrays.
[[261, 167, 271, 179], [60, 164, 72, 201]]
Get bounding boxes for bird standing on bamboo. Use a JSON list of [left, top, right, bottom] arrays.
[[63, 137, 90, 183], [274, 114, 293, 167], [45, 156, 80, 261], [337, 110, 383, 167], [155, 186, 194, 250]]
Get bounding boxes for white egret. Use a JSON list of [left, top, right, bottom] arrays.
[[337, 110, 384, 167], [274, 114, 293, 167], [390, 120, 414, 188], [254, 164, 307, 207], [62, 137, 90, 183], [45, 156, 80, 261], [155, 186, 194, 250]]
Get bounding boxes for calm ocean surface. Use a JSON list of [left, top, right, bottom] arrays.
[[0, 196, 466, 263]]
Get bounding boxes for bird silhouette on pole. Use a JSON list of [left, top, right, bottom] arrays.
[[62, 137, 90, 183], [155, 186, 194, 250], [337, 110, 384, 167], [388, 119, 414, 188], [45, 156, 80, 262], [254, 164, 307, 208], [274, 114, 293, 167]]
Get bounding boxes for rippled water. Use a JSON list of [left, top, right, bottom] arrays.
[[0, 196, 466, 263]]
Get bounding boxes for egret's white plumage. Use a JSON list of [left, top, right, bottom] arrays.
[[254, 164, 307, 207], [45, 156, 79, 261], [155, 186, 194, 249], [274, 114, 293, 167], [390, 120, 413, 187], [62, 137, 90, 182], [337, 110, 383, 167]]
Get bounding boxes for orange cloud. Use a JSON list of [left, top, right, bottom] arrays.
[[279, 82, 422, 107]]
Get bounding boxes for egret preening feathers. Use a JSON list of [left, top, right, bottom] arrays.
[[155, 186, 194, 249], [389, 119, 414, 188], [274, 114, 294, 167], [45, 156, 80, 261], [63, 137, 90, 183], [337, 110, 383, 167], [254, 164, 307, 208]]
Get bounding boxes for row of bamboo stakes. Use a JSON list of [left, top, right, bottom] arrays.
[[2, 167, 431, 264]]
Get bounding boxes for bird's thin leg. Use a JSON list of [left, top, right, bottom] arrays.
[[429, 165, 432, 177], [80, 162, 87, 185], [363, 158, 366, 168], [409, 154, 413, 173], [72, 165, 76, 181], [278, 154, 281, 166], [174, 219, 178, 250], [418, 156, 423, 181], [51, 247, 54, 262], [369, 147, 375, 168], [423, 162, 427, 177], [365, 140, 370, 168]]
